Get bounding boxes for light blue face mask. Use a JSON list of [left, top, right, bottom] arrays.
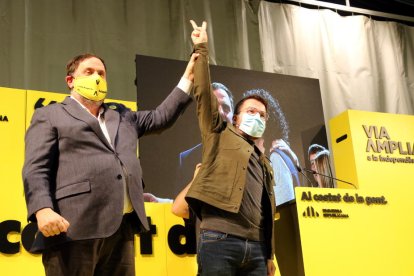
[[238, 113, 266, 138]]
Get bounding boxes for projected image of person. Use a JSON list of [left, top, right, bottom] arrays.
[[308, 144, 335, 188], [242, 89, 301, 206], [185, 20, 276, 276], [177, 82, 234, 189], [22, 52, 196, 275], [173, 83, 234, 219]]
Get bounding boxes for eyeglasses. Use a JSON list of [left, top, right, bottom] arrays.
[[241, 107, 269, 121]]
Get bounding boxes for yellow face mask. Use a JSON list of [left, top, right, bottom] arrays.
[[73, 75, 108, 101]]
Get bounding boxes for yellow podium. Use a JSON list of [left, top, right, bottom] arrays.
[[329, 109, 414, 189], [293, 110, 414, 276]]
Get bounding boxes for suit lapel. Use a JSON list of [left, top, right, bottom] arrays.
[[103, 105, 120, 148], [61, 97, 114, 151]]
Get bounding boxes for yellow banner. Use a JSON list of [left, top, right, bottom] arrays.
[[296, 186, 413, 276]]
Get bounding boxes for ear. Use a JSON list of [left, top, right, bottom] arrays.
[[232, 114, 238, 126], [65, 75, 74, 89]]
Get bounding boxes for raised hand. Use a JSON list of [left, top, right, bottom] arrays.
[[190, 20, 207, 45]]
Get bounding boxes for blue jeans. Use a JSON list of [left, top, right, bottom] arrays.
[[197, 230, 268, 276]]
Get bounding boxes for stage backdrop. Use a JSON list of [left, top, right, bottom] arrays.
[[136, 54, 326, 201]]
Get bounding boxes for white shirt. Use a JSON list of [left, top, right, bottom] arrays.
[[70, 77, 193, 212]]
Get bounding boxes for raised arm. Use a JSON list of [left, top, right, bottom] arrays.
[[134, 54, 197, 136], [190, 20, 224, 135]]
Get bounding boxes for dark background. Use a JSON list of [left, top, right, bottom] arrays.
[[136, 55, 326, 199]]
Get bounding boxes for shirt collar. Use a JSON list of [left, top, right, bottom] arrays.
[[70, 96, 104, 119]]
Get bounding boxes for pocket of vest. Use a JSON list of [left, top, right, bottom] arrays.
[[55, 181, 91, 200]]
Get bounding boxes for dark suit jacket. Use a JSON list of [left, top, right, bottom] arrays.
[[23, 88, 191, 252]]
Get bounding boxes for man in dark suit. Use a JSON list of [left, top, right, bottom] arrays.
[[22, 52, 195, 275]]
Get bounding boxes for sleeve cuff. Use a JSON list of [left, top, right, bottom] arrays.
[[177, 77, 193, 94]]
